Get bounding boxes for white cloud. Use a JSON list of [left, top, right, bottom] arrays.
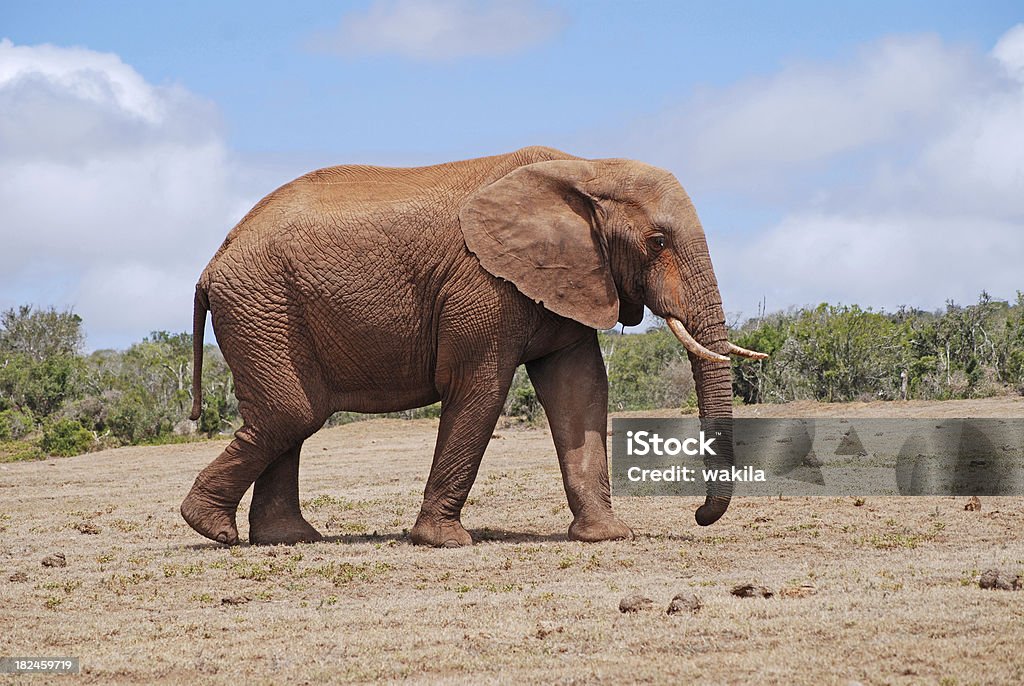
[[992, 23, 1024, 82], [308, 0, 565, 61], [74, 263, 201, 344], [623, 25, 1024, 317], [630, 34, 984, 192], [0, 39, 258, 349], [0, 39, 166, 123], [715, 212, 1024, 316]]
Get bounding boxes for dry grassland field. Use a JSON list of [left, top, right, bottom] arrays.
[[2, 398, 1023, 685]]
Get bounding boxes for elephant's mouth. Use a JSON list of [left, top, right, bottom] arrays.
[[665, 317, 768, 362]]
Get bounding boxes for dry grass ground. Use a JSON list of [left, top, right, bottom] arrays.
[[2, 398, 1023, 684]]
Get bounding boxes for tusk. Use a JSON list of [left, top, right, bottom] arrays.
[[728, 342, 769, 360], [666, 318, 730, 363]]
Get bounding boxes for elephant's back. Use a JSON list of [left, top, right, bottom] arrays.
[[295, 146, 575, 203], [200, 145, 579, 288], [209, 145, 575, 250], [204, 160, 466, 269]]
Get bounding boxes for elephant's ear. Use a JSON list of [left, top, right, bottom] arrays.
[[459, 160, 620, 330]]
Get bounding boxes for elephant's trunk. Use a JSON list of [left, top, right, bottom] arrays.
[[688, 338, 767, 524], [687, 319, 735, 527], [665, 253, 742, 525]]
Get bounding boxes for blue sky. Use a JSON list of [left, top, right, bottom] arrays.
[[2, 1, 1023, 348]]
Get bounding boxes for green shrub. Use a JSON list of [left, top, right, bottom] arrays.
[[0, 408, 34, 441], [602, 327, 692, 411], [198, 404, 222, 436], [41, 419, 94, 457], [505, 368, 542, 422]]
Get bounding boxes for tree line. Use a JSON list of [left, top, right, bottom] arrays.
[[1, 292, 1021, 459], [0, 306, 234, 459], [730, 292, 1024, 404]]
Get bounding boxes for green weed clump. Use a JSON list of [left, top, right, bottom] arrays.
[[0, 440, 46, 463], [301, 561, 393, 586]]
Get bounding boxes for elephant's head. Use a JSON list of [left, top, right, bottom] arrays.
[[459, 157, 766, 525]]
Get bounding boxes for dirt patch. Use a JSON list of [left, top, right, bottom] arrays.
[[0, 398, 1021, 683]]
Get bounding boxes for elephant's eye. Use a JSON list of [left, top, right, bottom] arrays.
[[647, 234, 667, 253]]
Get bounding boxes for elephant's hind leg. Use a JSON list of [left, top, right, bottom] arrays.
[[182, 295, 330, 545], [181, 422, 320, 545], [180, 429, 276, 545], [248, 443, 322, 545]]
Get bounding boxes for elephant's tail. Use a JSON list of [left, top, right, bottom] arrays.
[[188, 285, 209, 422]]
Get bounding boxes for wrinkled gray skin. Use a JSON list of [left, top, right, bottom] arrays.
[[181, 146, 737, 547]]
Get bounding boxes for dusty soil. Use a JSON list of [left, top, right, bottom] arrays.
[[1, 398, 1022, 684]]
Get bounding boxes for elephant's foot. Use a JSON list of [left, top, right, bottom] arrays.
[[249, 515, 323, 546], [568, 514, 634, 542], [409, 514, 473, 547], [180, 483, 240, 545]]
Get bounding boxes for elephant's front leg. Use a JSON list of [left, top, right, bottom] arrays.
[[410, 361, 513, 548], [527, 332, 633, 542]]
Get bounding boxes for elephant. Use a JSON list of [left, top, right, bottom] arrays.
[[180, 146, 766, 547]]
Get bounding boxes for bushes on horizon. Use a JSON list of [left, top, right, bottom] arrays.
[[0, 305, 83, 361], [0, 308, 86, 418], [602, 326, 694, 411], [71, 334, 236, 445], [1, 307, 238, 456], [3, 293, 1024, 459], [41, 418, 95, 457], [1000, 293, 1024, 393], [732, 292, 1024, 403]]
